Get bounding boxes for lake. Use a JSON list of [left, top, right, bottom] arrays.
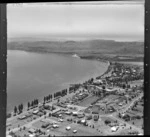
[[7, 50, 108, 113]]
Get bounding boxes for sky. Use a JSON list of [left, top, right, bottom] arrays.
[[7, 1, 144, 42]]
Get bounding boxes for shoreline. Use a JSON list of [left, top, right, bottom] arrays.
[[7, 49, 143, 115], [7, 55, 110, 115]]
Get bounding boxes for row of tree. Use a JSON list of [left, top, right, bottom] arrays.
[[43, 94, 53, 104], [14, 103, 23, 114], [54, 89, 67, 98], [27, 99, 39, 110]]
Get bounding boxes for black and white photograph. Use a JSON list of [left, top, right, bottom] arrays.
[[5, 1, 144, 136]]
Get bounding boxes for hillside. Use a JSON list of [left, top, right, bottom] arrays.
[[7, 39, 144, 61]]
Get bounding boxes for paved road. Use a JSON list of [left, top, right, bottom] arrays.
[[96, 92, 143, 134], [117, 93, 143, 114], [110, 115, 143, 134], [7, 82, 143, 136], [6, 92, 76, 135]]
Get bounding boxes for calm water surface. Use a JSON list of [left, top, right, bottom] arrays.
[[7, 50, 108, 112]]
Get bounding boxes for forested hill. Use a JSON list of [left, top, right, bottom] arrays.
[[8, 39, 144, 56]]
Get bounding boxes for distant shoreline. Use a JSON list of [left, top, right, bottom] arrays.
[[8, 48, 143, 63]]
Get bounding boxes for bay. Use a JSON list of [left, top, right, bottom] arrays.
[[7, 50, 108, 112]]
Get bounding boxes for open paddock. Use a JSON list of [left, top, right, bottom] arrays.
[[77, 95, 99, 107], [6, 114, 37, 131], [32, 120, 47, 129], [12, 128, 30, 137], [127, 118, 143, 129], [126, 110, 143, 117], [59, 123, 102, 136]]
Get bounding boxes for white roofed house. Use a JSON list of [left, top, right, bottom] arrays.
[[66, 126, 71, 130], [72, 111, 78, 116]]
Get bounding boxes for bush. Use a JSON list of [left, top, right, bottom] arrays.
[[104, 120, 111, 125]]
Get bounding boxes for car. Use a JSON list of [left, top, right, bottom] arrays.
[[73, 130, 77, 133]]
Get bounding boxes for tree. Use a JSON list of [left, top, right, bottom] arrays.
[[122, 84, 126, 89], [37, 99, 38, 105], [20, 103, 23, 112], [48, 95, 51, 101], [43, 96, 46, 104], [14, 106, 17, 114], [28, 102, 30, 109], [18, 105, 21, 113], [31, 101, 34, 107], [44, 111, 47, 115], [104, 120, 111, 125]]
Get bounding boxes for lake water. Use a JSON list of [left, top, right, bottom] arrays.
[[7, 50, 108, 113]]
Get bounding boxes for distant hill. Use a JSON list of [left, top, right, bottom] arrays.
[[7, 39, 144, 56]]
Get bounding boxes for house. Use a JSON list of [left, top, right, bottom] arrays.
[[53, 124, 59, 128], [33, 110, 39, 115], [93, 79, 103, 85], [6, 123, 12, 127], [18, 115, 27, 120], [86, 115, 92, 120], [72, 111, 78, 116], [66, 126, 71, 130], [7, 135, 13, 137], [29, 134, 35, 137], [42, 122, 50, 128], [52, 108, 61, 114], [77, 113, 85, 118], [111, 126, 119, 132], [28, 128, 36, 134], [81, 119, 86, 123], [65, 111, 72, 115], [118, 103, 123, 106]]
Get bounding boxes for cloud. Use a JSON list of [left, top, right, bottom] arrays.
[[7, 2, 144, 41]]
